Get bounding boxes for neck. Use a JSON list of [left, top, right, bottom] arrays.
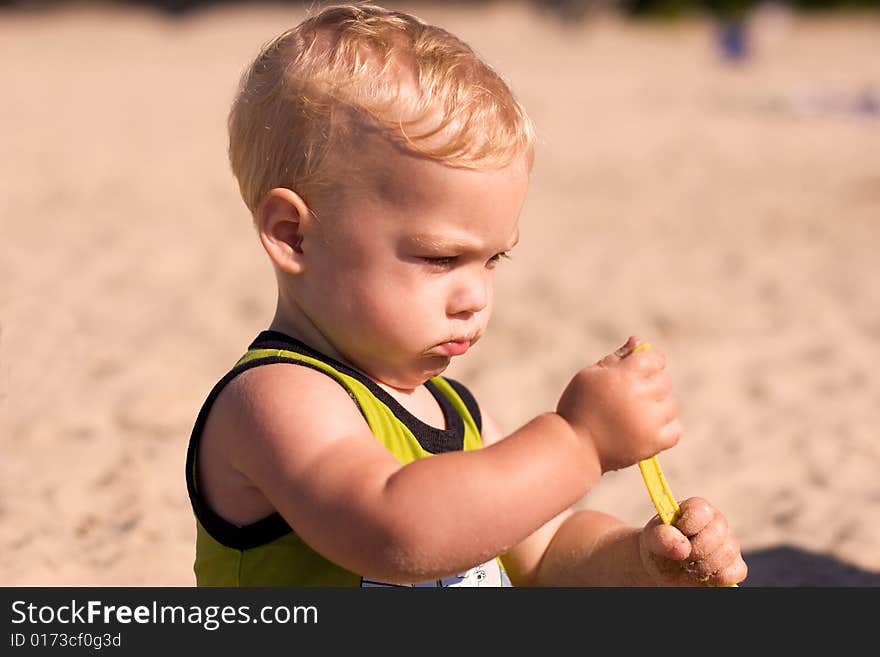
[[268, 294, 342, 363]]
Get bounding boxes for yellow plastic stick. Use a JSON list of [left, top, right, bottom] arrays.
[[637, 456, 681, 525], [631, 342, 681, 524], [629, 341, 736, 587]]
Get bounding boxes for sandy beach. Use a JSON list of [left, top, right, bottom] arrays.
[[1, 1, 878, 586]]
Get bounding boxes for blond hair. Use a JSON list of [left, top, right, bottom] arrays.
[[228, 2, 536, 216]]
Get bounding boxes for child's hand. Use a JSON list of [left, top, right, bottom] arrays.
[[639, 497, 748, 587], [556, 336, 682, 472]]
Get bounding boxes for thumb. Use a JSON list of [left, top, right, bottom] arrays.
[[615, 336, 641, 358], [599, 336, 641, 365]]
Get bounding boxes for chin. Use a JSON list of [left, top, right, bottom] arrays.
[[397, 359, 451, 389], [425, 354, 452, 374]]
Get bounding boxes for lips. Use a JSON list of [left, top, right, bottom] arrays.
[[434, 339, 471, 356]]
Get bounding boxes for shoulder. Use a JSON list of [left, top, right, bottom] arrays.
[[202, 359, 408, 512], [211, 361, 367, 452], [201, 360, 377, 488]]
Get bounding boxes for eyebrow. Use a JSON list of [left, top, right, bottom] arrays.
[[406, 235, 478, 251], [406, 229, 520, 252]]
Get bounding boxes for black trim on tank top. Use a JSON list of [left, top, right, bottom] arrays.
[[445, 377, 482, 434], [186, 331, 484, 550]]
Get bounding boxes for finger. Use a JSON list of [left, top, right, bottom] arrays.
[[711, 554, 748, 587], [646, 372, 673, 400], [674, 497, 715, 537], [688, 511, 730, 561], [651, 394, 678, 424], [689, 535, 741, 581], [658, 418, 683, 449], [642, 521, 692, 561]]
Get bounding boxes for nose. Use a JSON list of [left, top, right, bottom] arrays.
[[447, 268, 490, 317]]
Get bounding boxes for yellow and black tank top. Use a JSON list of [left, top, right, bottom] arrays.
[[186, 330, 511, 587]]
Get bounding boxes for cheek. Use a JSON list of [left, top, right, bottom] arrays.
[[379, 276, 448, 335], [347, 270, 432, 321]]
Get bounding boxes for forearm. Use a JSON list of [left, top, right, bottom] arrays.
[[380, 412, 602, 579], [530, 509, 655, 586]]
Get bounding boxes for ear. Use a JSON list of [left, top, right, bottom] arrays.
[[255, 188, 311, 275]]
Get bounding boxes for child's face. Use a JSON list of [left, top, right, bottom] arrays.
[[295, 130, 530, 390]]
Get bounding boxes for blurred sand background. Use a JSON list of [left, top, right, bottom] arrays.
[[1, 1, 878, 586]]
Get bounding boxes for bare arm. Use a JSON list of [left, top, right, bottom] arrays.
[[482, 412, 647, 586], [486, 413, 747, 587], [213, 363, 602, 584], [525, 511, 647, 586]]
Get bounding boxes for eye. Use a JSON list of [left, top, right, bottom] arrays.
[[487, 252, 511, 268], [420, 256, 458, 268]]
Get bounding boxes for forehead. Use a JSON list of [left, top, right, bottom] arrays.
[[322, 124, 530, 235]]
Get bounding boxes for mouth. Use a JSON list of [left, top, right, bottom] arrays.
[[431, 333, 480, 357], [433, 339, 471, 357]]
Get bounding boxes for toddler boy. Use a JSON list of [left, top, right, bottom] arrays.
[[186, 3, 746, 587]]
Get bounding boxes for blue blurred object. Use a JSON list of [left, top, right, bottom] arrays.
[[718, 19, 749, 62]]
